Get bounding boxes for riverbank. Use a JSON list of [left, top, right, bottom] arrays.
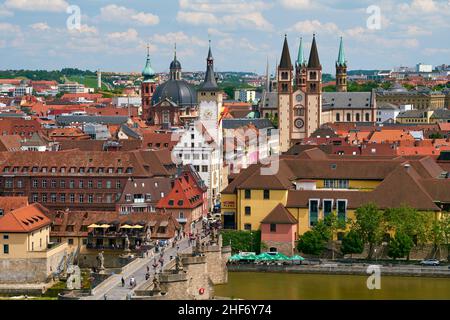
[[228, 263, 450, 278]]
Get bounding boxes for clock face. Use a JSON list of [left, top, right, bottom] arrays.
[[294, 118, 304, 129], [296, 94, 303, 102]]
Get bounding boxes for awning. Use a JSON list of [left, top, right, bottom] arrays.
[[131, 225, 144, 229], [120, 224, 134, 229], [99, 224, 111, 228], [291, 255, 305, 261], [87, 224, 102, 228]]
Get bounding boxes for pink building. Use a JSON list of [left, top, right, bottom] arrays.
[[260, 204, 298, 256]]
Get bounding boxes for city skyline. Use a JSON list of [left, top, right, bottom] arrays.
[[0, 0, 450, 74]]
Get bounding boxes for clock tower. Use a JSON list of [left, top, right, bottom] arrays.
[[141, 45, 157, 123]]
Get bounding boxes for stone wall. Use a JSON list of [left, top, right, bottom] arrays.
[[263, 240, 294, 256], [182, 255, 213, 300], [0, 244, 67, 284]]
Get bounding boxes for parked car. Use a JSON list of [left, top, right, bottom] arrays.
[[420, 259, 440, 266]]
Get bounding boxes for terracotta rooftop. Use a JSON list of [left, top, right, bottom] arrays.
[[0, 196, 29, 214], [0, 203, 51, 233], [261, 203, 297, 224]]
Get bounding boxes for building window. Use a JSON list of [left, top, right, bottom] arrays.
[[5, 180, 13, 188], [202, 154, 208, 160], [116, 181, 121, 189], [70, 194, 75, 203], [245, 206, 251, 216], [60, 194, 66, 202], [17, 180, 23, 188], [42, 180, 47, 188], [68, 239, 74, 245], [79, 194, 84, 203], [337, 199, 347, 221], [60, 180, 66, 188], [355, 113, 360, 122], [201, 166, 208, 173], [244, 223, 252, 231], [51, 180, 56, 188], [244, 189, 251, 199], [323, 199, 333, 219], [97, 181, 102, 189], [3, 235, 8, 239], [346, 113, 351, 122], [88, 194, 94, 203], [32, 179, 38, 188], [32, 193, 38, 202], [42, 194, 47, 203], [106, 181, 112, 189], [51, 193, 57, 203], [79, 180, 84, 188], [309, 199, 319, 227], [365, 113, 370, 122], [263, 189, 270, 200], [69, 180, 75, 188], [88, 180, 93, 188], [270, 224, 277, 232], [3, 244, 9, 254]]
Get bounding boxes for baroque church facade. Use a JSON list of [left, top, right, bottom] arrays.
[[271, 35, 377, 153]]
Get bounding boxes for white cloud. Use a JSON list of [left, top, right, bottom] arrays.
[[288, 19, 340, 34], [5, 0, 69, 12], [279, 0, 316, 9], [107, 28, 139, 42], [0, 4, 14, 17], [151, 32, 207, 47], [30, 22, 50, 31], [177, 0, 273, 30], [0, 23, 24, 48], [100, 5, 159, 26], [423, 47, 450, 55], [207, 28, 230, 38], [179, 0, 271, 13], [404, 25, 432, 36], [176, 11, 218, 25], [223, 12, 273, 31], [70, 24, 98, 35]]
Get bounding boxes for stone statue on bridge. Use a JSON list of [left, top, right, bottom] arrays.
[[66, 265, 81, 290], [175, 254, 183, 272], [152, 275, 161, 293], [97, 251, 105, 271], [124, 234, 131, 253]]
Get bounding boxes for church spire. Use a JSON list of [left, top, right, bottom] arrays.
[[199, 40, 218, 91], [142, 43, 155, 80], [308, 34, 321, 68], [170, 42, 182, 80], [337, 36, 346, 66], [265, 57, 270, 92], [279, 34, 292, 69], [297, 37, 306, 66]]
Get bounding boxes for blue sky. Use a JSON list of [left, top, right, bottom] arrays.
[[0, 0, 449, 74]]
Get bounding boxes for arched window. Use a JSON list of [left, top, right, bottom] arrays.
[[346, 113, 351, 122], [365, 113, 370, 122], [355, 113, 360, 122], [336, 113, 340, 122]]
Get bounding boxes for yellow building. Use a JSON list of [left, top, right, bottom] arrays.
[[221, 149, 448, 238], [396, 109, 435, 124], [0, 203, 68, 284]]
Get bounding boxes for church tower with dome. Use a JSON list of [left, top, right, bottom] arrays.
[[148, 44, 198, 127], [141, 45, 157, 122]]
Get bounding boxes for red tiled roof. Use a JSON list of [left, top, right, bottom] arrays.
[[0, 203, 51, 233], [0, 196, 29, 214]]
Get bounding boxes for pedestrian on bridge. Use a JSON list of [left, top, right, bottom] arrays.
[[121, 277, 125, 287]]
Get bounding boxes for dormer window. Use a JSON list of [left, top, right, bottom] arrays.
[[108, 168, 113, 174], [70, 167, 76, 173], [60, 167, 66, 173], [126, 168, 133, 174], [3, 167, 9, 173], [32, 167, 38, 173], [51, 167, 57, 173]]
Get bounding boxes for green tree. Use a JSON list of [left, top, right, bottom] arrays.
[[353, 203, 385, 260], [341, 230, 364, 258], [438, 213, 450, 261], [384, 206, 432, 259], [221, 230, 262, 254], [387, 232, 414, 260], [297, 230, 326, 256]]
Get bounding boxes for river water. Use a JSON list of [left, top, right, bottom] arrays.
[[214, 272, 450, 300]]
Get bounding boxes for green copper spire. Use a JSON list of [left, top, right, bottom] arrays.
[[142, 44, 155, 80], [297, 37, 306, 66], [337, 36, 346, 67]]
